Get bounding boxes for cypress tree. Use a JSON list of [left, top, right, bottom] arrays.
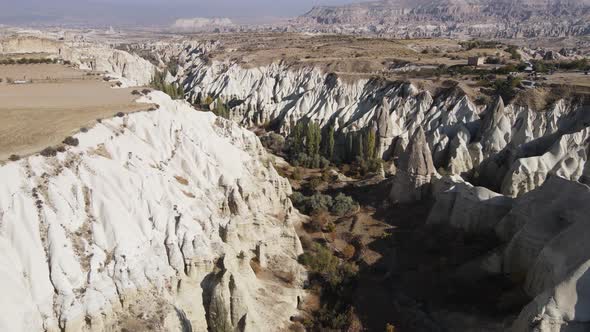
[[327, 125, 335, 160], [365, 128, 376, 160]]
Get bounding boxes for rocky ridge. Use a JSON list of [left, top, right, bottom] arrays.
[[160, 42, 590, 330], [296, 0, 590, 38], [167, 42, 590, 198], [0, 92, 303, 331]]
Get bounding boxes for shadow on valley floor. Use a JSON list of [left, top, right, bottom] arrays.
[[311, 177, 528, 332]]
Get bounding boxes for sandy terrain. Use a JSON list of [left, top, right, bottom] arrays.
[[197, 33, 510, 74], [0, 77, 149, 161], [0, 63, 98, 82]]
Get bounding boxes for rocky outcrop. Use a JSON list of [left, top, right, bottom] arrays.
[[428, 175, 590, 331], [390, 127, 438, 203], [161, 42, 589, 199], [0, 92, 303, 332], [374, 99, 395, 160], [0, 35, 155, 87], [61, 46, 155, 87], [427, 176, 514, 233], [296, 0, 590, 38], [0, 35, 64, 54]]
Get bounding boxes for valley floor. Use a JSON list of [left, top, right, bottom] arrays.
[[274, 157, 526, 331]]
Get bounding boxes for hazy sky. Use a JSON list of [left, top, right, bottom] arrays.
[[0, 0, 354, 26]]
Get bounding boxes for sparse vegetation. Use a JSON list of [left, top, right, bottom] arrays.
[[150, 71, 184, 99], [0, 58, 58, 65], [331, 193, 359, 216], [40, 147, 57, 157], [492, 76, 522, 103], [299, 243, 359, 330], [63, 136, 79, 147]]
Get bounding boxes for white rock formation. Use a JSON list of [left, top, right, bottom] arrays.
[[167, 43, 590, 197], [429, 175, 590, 331], [171, 18, 234, 32], [501, 177, 590, 331], [62, 46, 155, 87], [0, 92, 303, 332], [390, 127, 439, 204], [427, 176, 513, 233]]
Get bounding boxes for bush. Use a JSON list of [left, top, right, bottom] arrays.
[[290, 191, 306, 208], [80, 127, 88, 133], [63, 136, 79, 146], [331, 193, 358, 216], [291, 191, 334, 215], [324, 222, 336, 233], [131, 90, 141, 95], [309, 210, 330, 232], [115, 112, 125, 118], [299, 243, 358, 289], [342, 244, 356, 260], [8, 154, 20, 161], [492, 77, 522, 103], [292, 167, 303, 180], [40, 147, 57, 157], [260, 132, 285, 154], [308, 177, 323, 192], [142, 88, 152, 95], [308, 193, 333, 214]]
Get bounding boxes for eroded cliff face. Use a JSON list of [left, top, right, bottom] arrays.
[[0, 36, 155, 87], [170, 43, 589, 198], [428, 176, 590, 331], [0, 92, 303, 332], [166, 48, 590, 331]]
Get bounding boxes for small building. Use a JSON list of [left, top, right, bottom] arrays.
[[467, 56, 484, 66]]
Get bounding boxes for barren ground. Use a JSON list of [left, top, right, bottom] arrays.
[[273, 157, 524, 332], [0, 64, 150, 161]]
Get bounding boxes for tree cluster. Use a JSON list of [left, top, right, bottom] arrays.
[[150, 71, 184, 99], [0, 58, 58, 65], [288, 121, 331, 168]]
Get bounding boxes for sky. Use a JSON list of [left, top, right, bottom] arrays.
[[0, 0, 355, 26]]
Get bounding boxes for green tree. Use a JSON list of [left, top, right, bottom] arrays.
[[306, 122, 321, 157], [346, 133, 354, 162], [215, 97, 229, 119], [365, 129, 376, 160], [291, 122, 306, 157], [326, 125, 335, 160], [202, 95, 214, 106], [356, 134, 364, 161]]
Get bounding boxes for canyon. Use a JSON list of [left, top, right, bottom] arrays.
[[0, 27, 589, 331]]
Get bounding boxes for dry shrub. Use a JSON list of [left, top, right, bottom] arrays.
[[63, 136, 79, 147], [342, 244, 356, 260], [115, 112, 125, 118], [8, 154, 20, 161], [40, 147, 57, 157], [299, 234, 314, 250], [250, 258, 262, 275], [309, 210, 330, 232]]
